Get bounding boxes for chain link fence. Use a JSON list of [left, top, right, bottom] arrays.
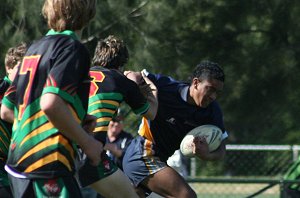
[[164, 145, 300, 198]]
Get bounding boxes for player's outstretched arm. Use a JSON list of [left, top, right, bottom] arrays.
[[0, 104, 14, 123], [40, 93, 102, 166], [140, 72, 158, 120], [125, 70, 158, 120], [192, 137, 226, 161]]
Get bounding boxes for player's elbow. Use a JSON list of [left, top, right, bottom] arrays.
[[0, 105, 14, 123], [144, 100, 158, 120], [40, 93, 62, 115], [144, 107, 157, 120]]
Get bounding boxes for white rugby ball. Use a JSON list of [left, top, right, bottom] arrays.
[[180, 125, 223, 157]]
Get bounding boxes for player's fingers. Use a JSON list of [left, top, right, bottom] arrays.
[[193, 136, 201, 143], [124, 70, 131, 76], [141, 73, 152, 84]]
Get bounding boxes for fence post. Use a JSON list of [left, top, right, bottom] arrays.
[[191, 158, 196, 178], [280, 178, 286, 198], [292, 145, 299, 162]]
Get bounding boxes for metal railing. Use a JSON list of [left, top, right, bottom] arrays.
[[168, 144, 300, 197]]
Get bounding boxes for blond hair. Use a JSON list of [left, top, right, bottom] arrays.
[[42, 0, 96, 31]]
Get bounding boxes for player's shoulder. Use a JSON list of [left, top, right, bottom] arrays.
[[120, 130, 133, 138], [29, 34, 87, 56], [109, 69, 137, 86], [91, 67, 124, 79], [90, 67, 136, 88], [209, 101, 222, 111], [150, 73, 183, 91]]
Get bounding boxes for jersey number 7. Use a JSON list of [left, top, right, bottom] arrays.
[[18, 55, 41, 120]]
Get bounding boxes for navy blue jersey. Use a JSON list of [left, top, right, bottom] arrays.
[[138, 72, 225, 161]]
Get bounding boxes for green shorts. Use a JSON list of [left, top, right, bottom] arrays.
[[78, 152, 118, 187], [8, 174, 82, 198]]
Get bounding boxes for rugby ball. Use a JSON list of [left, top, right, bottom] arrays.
[[180, 125, 222, 157]]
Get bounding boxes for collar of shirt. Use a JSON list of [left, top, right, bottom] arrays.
[[4, 76, 12, 84], [180, 85, 189, 102], [46, 29, 79, 40]]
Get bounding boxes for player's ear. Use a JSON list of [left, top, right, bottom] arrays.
[[192, 78, 200, 88]]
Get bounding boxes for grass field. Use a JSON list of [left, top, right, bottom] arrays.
[[190, 183, 280, 198], [147, 183, 280, 198]]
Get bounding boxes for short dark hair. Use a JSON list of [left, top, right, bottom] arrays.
[[92, 35, 129, 69], [192, 61, 225, 82], [111, 114, 124, 123]]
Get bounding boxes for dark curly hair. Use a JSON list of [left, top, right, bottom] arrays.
[[192, 60, 225, 82], [92, 35, 129, 69]]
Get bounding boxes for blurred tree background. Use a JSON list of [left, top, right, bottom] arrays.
[[1, 0, 300, 145]]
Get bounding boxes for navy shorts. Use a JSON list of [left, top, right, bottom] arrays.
[[122, 136, 167, 187]]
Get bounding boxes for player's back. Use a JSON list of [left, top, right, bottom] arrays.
[[4, 33, 91, 178], [89, 66, 149, 143]]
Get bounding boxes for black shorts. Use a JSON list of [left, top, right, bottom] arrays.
[[0, 186, 13, 198], [8, 174, 82, 198]]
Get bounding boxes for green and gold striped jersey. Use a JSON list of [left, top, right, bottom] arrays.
[[0, 76, 12, 186], [0, 76, 12, 162], [88, 66, 149, 143], [2, 30, 91, 179]]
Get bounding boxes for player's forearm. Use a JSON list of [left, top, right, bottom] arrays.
[[104, 143, 123, 157], [110, 148, 123, 158], [40, 93, 91, 148], [0, 104, 14, 123], [144, 91, 158, 120], [140, 72, 158, 120]]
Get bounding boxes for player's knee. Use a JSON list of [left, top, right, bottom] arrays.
[[177, 187, 197, 198], [186, 189, 197, 198]]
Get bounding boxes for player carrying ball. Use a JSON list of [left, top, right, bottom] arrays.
[[124, 61, 229, 197]]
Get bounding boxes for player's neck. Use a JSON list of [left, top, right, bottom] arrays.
[[107, 133, 117, 142], [187, 86, 196, 105]]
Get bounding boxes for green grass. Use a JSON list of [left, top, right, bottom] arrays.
[[190, 183, 280, 198]]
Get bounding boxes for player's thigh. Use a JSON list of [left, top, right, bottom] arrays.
[[142, 166, 196, 198], [89, 168, 138, 198]]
